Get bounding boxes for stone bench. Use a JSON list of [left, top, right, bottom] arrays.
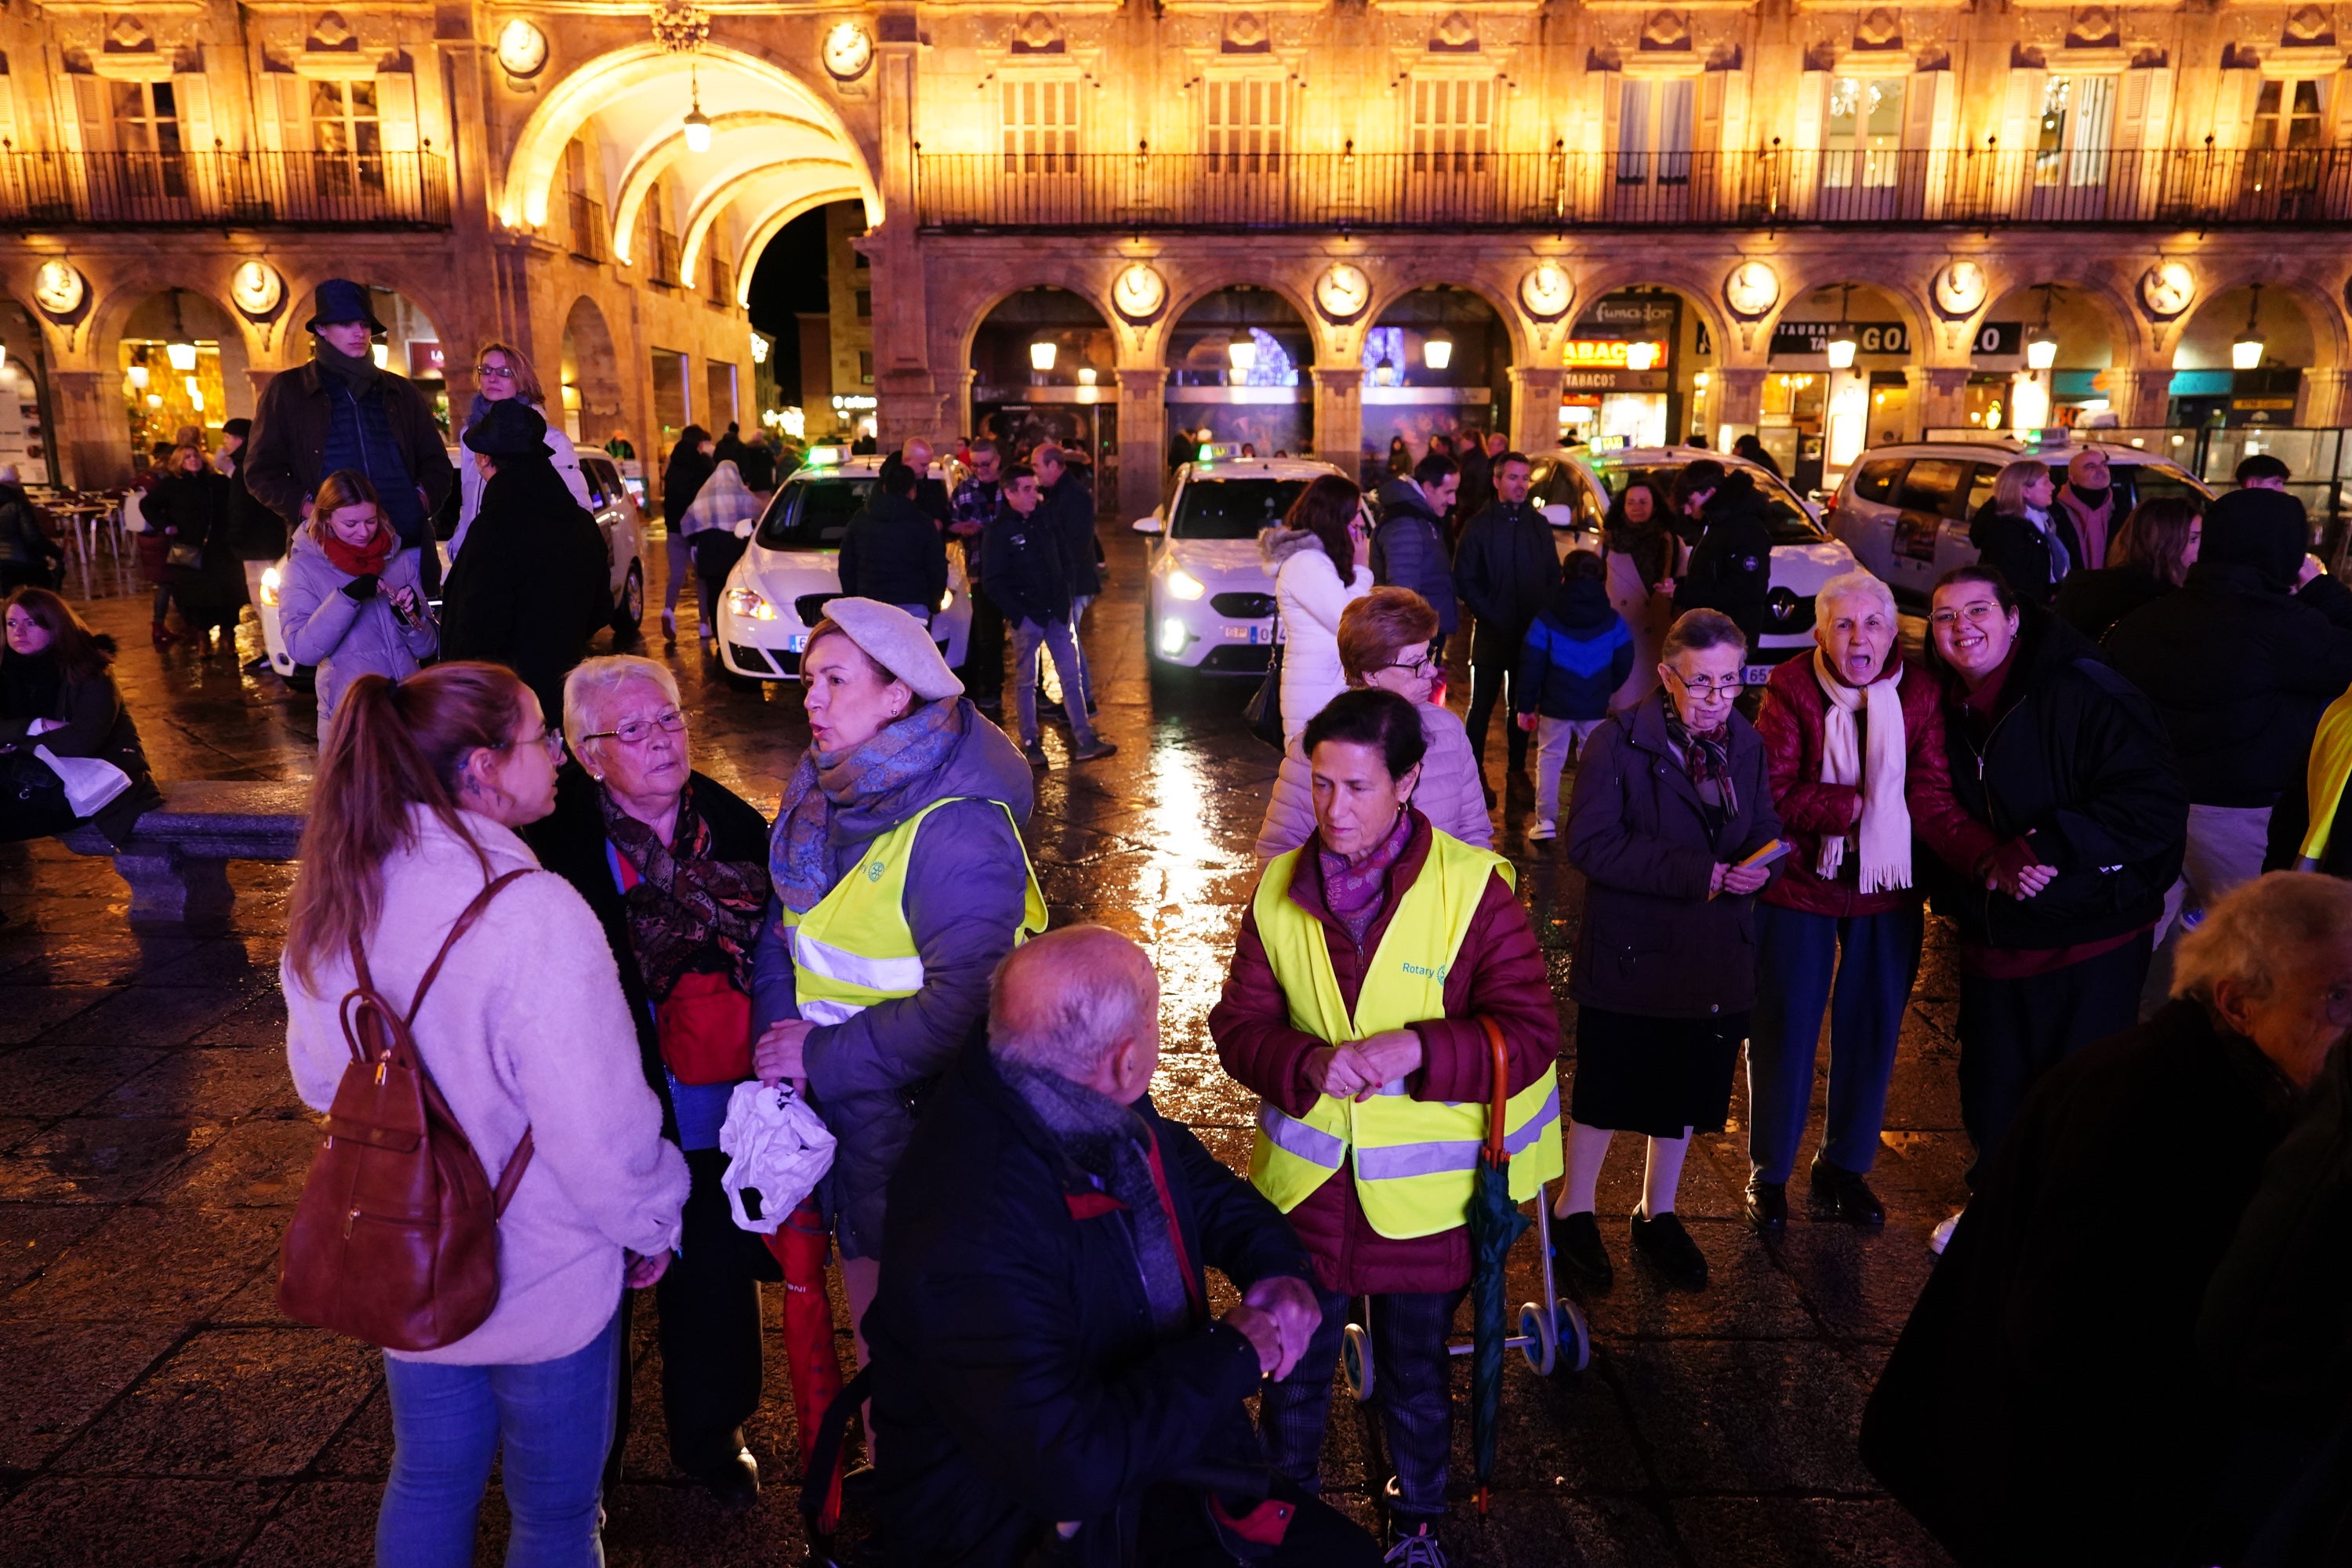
[[61, 779, 309, 935]]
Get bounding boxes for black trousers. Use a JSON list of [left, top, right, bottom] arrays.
[[655, 1145, 783, 1475], [1464, 622, 1530, 770], [965, 580, 1007, 702], [1955, 933, 2151, 1189], [1134, 1475, 1385, 1566]]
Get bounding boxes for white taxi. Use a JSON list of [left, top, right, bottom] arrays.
[[715, 450, 970, 682], [1135, 453, 1353, 677]]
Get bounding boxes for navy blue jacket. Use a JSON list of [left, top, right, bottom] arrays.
[[1516, 580, 1635, 722], [1370, 479, 1458, 634], [838, 491, 949, 614], [869, 1040, 1313, 1567], [981, 499, 1073, 628]]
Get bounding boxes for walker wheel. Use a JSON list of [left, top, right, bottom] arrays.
[[1551, 1296, 1592, 1377], [1341, 1321, 1375, 1403], [1518, 1301, 1556, 1377]]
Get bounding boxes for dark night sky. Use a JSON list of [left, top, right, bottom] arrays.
[[746, 205, 832, 406]]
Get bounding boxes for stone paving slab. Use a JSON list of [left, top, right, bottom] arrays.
[[0, 539, 1964, 1565]]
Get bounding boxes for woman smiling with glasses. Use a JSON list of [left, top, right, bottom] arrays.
[[1254, 586, 1492, 864], [447, 340, 593, 565]]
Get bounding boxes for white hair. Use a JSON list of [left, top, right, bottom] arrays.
[[561, 654, 682, 757], [2173, 872, 2352, 1008], [989, 928, 1156, 1083], [1815, 569, 1899, 626]]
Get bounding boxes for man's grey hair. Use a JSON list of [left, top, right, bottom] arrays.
[[1033, 442, 1065, 468], [989, 927, 1156, 1082], [2173, 871, 2352, 1008], [562, 655, 681, 759], [1815, 568, 1898, 627]]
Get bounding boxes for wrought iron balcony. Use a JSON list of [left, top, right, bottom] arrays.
[[0, 148, 452, 229], [914, 146, 2352, 233]]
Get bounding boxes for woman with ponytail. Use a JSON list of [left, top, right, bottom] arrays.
[[281, 661, 687, 1568]]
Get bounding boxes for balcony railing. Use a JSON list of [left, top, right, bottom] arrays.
[[0, 148, 451, 228], [568, 193, 608, 262], [916, 146, 2352, 232]]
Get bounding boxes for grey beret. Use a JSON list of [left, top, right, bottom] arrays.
[[817, 597, 966, 701]]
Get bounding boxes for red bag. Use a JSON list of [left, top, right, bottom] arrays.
[[656, 970, 753, 1084]]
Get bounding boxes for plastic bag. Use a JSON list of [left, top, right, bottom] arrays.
[[718, 1080, 837, 1234]]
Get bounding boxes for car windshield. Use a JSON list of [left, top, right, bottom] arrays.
[[756, 477, 873, 550], [1592, 461, 1827, 546], [1172, 477, 1314, 539]]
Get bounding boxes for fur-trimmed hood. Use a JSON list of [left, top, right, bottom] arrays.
[[1258, 522, 1332, 572]]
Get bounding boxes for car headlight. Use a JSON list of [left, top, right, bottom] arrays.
[[725, 586, 778, 622], [1166, 567, 1207, 601], [1158, 618, 1191, 656], [257, 565, 281, 608]]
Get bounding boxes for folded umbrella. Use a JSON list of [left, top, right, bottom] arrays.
[[1468, 1016, 1531, 1513]]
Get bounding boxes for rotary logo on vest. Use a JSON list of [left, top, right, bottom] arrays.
[[865, 859, 885, 883], [1399, 960, 1448, 982]]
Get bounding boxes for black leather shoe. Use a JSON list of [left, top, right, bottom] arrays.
[[1545, 1208, 1613, 1292], [1810, 1156, 1886, 1226], [1629, 1210, 1709, 1290], [697, 1448, 760, 1512], [1744, 1181, 1788, 1234]]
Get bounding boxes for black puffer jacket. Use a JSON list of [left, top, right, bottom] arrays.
[[1927, 606, 2186, 951], [2103, 555, 2352, 809], [1044, 474, 1102, 597], [838, 492, 949, 614], [981, 498, 1073, 628], [1672, 472, 1774, 645], [2051, 563, 2169, 644], [1454, 499, 1556, 656], [869, 1040, 1314, 1568], [1370, 479, 1457, 634]]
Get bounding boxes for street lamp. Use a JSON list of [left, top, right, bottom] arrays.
[[1029, 339, 1058, 372], [165, 289, 197, 370], [2024, 283, 2059, 371], [1624, 339, 1659, 372], [2232, 284, 2267, 371], [129, 362, 150, 391], [1422, 329, 1454, 371], [1227, 335, 1258, 374], [681, 67, 713, 153], [1824, 283, 1858, 370], [1373, 355, 1396, 387]]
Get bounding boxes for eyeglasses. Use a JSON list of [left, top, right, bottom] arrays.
[[492, 728, 567, 763], [1666, 670, 1742, 698], [474, 361, 515, 379], [582, 710, 686, 747], [1379, 655, 1438, 679], [1929, 601, 2005, 629]]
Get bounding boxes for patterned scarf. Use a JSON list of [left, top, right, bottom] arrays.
[[771, 699, 967, 917], [601, 779, 769, 1000], [1316, 808, 1413, 946], [1661, 688, 1737, 818]]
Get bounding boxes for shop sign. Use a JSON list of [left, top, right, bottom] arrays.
[[1769, 321, 1912, 358], [408, 342, 445, 379], [1563, 339, 1665, 368], [1573, 296, 1679, 336], [830, 394, 878, 410], [1561, 367, 1668, 393], [2231, 397, 2296, 412]]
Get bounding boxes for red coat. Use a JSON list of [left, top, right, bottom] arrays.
[[1208, 811, 1559, 1296], [1755, 654, 2001, 919]]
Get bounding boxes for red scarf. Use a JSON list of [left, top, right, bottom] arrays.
[[320, 522, 394, 579]]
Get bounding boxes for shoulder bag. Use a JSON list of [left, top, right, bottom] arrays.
[[277, 869, 538, 1352]]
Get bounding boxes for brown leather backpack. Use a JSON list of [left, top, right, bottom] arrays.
[[278, 869, 537, 1352]]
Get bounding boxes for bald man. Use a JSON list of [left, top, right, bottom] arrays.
[[867, 927, 1377, 1567], [901, 436, 953, 528]]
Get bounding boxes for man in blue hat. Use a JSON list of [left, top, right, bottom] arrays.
[[243, 278, 455, 586]]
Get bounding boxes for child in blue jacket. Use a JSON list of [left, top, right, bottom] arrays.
[[1516, 550, 1635, 839]]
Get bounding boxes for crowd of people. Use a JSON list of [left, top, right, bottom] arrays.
[[12, 296, 2352, 1563]]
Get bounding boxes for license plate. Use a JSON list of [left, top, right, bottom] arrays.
[[1740, 664, 1773, 688], [786, 633, 809, 653], [1222, 623, 1276, 644]]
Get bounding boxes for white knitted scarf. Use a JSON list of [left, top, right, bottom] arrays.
[[1811, 648, 1912, 894]]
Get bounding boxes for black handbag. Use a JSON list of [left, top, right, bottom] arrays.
[[0, 749, 67, 811], [1242, 638, 1285, 751], [165, 539, 204, 571]]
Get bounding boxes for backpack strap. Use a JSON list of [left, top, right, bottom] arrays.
[[405, 869, 535, 1029]]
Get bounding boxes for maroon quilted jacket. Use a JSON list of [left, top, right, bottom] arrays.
[[1755, 654, 2002, 919], [1208, 811, 1560, 1296]]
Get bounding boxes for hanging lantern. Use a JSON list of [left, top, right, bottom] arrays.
[[166, 340, 198, 372], [129, 362, 151, 391], [1824, 323, 1859, 372], [1373, 356, 1396, 387], [1422, 329, 1454, 372], [2024, 326, 2060, 372], [1227, 335, 1258, 373], [2232, 285, 2267, 372], [1029, 339, 1058, 372]]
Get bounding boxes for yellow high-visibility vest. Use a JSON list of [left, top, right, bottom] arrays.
[[1247, 829, 1563, 1240], [782, 797, 1047, 1026]]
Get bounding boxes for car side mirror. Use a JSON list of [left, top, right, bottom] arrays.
[[1132, 512, 1164, 535], [1539, 503, 1577, 530]]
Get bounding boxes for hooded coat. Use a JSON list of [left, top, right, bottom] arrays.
[[1369, 478, 1458, 635], [274, 524, 437, 720], [437, 452, 611, 724], [1261, 524, 1371, 745], [750, 703, 1038, 1260], [0, 639, 163, 848], [2102, 514, 2352, 809], [448, 401, 592, 563], [1515, 577, 1634, 723], [1926, 606, 2186, 952]]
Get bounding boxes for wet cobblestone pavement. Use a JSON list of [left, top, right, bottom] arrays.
[[0, 536, 1961, 1566]]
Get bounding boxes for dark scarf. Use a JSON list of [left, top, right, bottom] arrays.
[[771, 699, 968, 917], [601, 779, 768, 1000], [1317, 808, 1413, 946], [314, 339, 380, 394], [1661, 688, 1737, 817], [0, 647, 63, 724], [1002, 1060, 1195, 1335]]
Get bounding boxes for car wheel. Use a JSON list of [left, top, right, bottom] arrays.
[[612, 561, 645, 638]]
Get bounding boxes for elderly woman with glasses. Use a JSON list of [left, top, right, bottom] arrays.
[[1254, 586, 1491, 864], [1552, 609, 1784, 1294], [522, 654, 777, 1512]]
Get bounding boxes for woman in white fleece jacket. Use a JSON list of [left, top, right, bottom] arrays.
[[281, 660, 686, 1568], [1262, 475, 1373, 746]]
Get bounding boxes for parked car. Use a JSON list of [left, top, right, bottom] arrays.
[[1827, 437, 2214, 601], [255, 448, 645, 681], [1134, 452, 1356, 677], [714, 452, 971, 682], [1526, 442, 1858, 677]]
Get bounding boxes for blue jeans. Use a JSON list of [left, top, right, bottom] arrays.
[[378, 1304, 623, 1568], [1744, 901, 1924, 1186]]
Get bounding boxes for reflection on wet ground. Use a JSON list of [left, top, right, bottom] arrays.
[[0, 533, 1962, 1565]]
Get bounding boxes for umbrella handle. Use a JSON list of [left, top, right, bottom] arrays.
[[1479, 1015, 1509, 1163]]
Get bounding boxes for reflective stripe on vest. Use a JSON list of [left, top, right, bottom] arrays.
[[779, 797, 1047, 1026], [1247, 827, 1564, 1240]]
